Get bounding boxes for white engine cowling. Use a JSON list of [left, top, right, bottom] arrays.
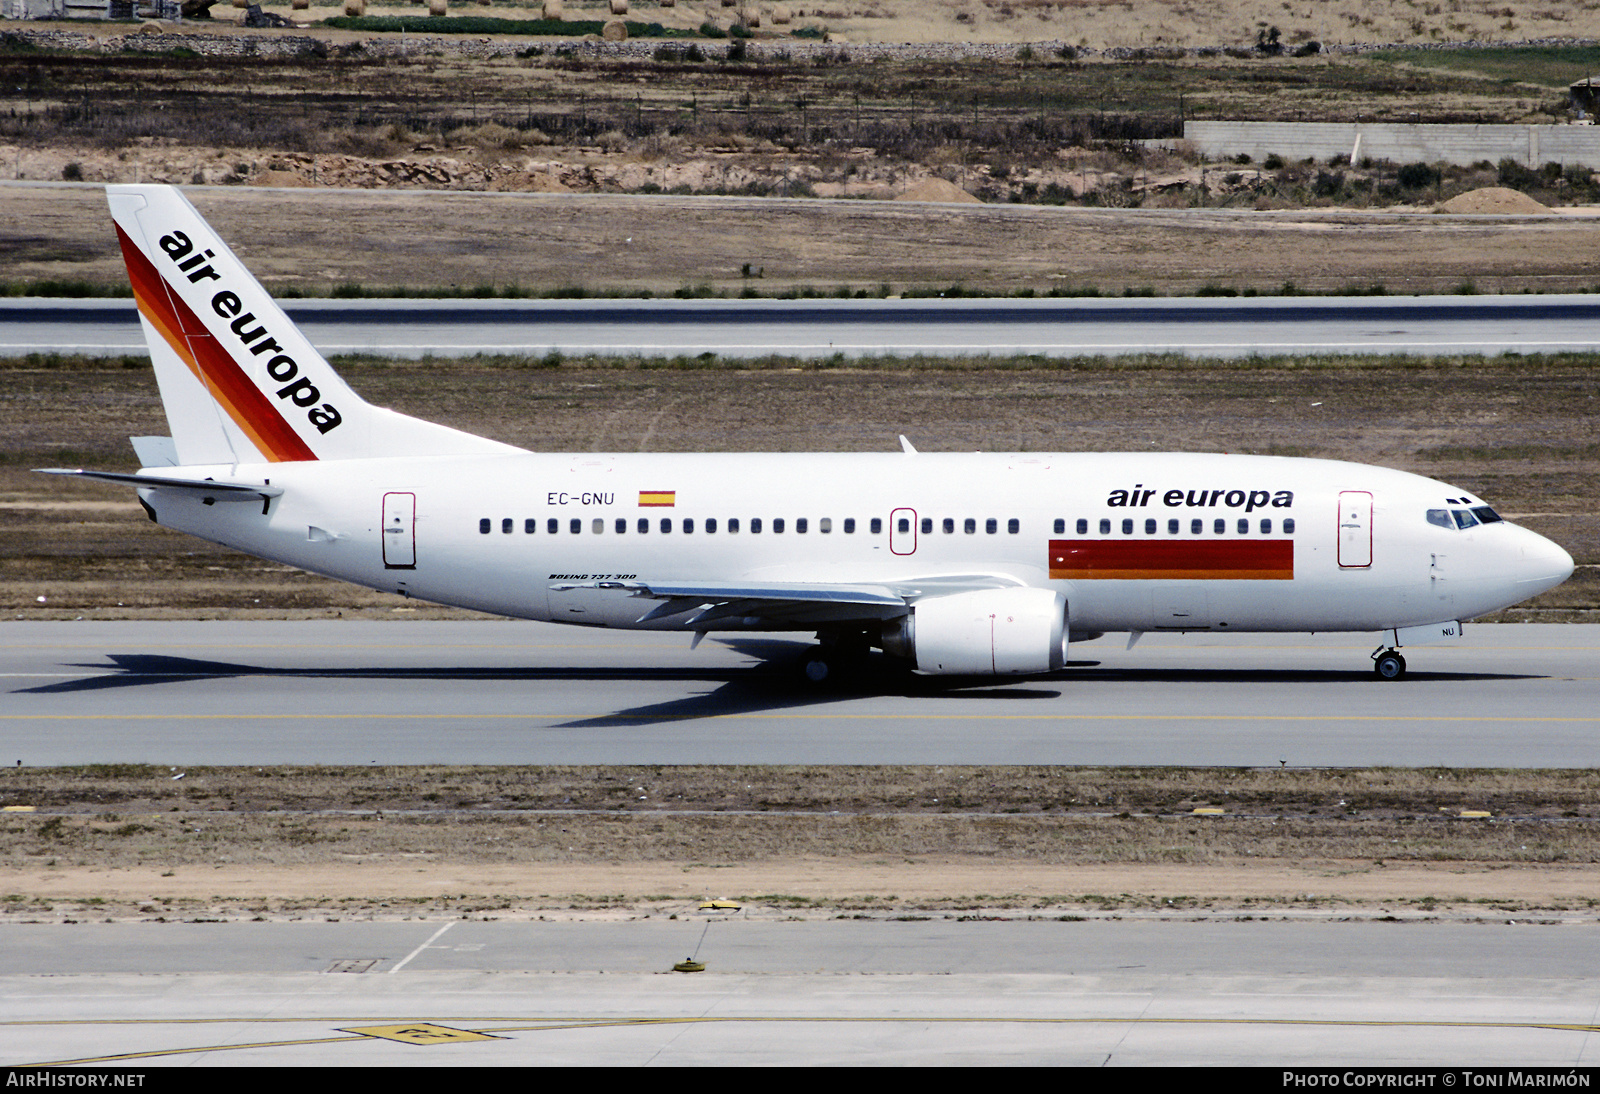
[[885, 587, 1068, 675]]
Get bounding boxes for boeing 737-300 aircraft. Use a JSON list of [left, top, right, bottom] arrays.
[[41, 185, 1575, 681]]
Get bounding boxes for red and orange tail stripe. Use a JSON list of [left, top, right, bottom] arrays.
[[1048, 539, 1293, 580], [117, 225, 317, 463]]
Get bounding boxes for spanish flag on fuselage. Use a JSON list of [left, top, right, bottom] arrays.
[[639, 490, 676, 507]]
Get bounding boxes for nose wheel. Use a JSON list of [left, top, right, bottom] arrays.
[[1371, 648, 1407, 680]]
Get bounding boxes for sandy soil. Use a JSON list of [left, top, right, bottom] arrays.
[[4, 860, 1596, 922], [7, 184, 1600, 296], [76, 0, 1600, 52]]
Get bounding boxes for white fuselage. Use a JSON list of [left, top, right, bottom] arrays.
[[137, 450, 1573, 637]]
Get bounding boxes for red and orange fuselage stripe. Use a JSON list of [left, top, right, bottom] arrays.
[[1048, 539, 1294, 580]]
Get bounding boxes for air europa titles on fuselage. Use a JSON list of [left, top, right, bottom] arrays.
[[156, 229, 343, 435], [1107, 485, 1294, 513]]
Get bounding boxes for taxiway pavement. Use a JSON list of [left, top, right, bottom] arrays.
[[6, 919, 1600, 1066], [8, 295, 1600, 359], [3, 620, 1595, 766]]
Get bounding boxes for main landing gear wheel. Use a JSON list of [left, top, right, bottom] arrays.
[[1372, 650, 1407, 680], [802, 648, 834, 684]]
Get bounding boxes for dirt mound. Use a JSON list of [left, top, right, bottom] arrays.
[[895, 177, 980, 203], [253, 169, 309, 188], [1436, 187, 1549, 215]]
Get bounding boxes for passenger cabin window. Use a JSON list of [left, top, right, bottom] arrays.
[[820, 518, 832, 533], [1191, 519, 1203, 534], [547, 518, 558, 534], [525, 518, 537, 534], [1121, 518, 1133, 535], [1008, 519, 1019, 534], [729, 518, 740, 533], [1168, 519, 1179, 534], [944, 518, 956, 534], [871, 518, 882, 534], [570, 518, 581, 534], [502, 518, 513, 534], [592, 518, 604, 534], [637, 518, 649, 534], [1238, 518, 1249, 534], [773, 518, 785, 533], [479, 519, 491, 534], [660, 518, 672, 533], [986, 518, 998, 534], [616, 518, 627, 534], [1077, 519, 1088, 535], [1260, 518, 1272, 534], [1099, 518, 1111, 534], [752, 518, 763, 533], [1144, 519, 1156, 534], [1054, 519, 1066, 534], [707, 518, 718, 533], [1214, 518, 1226, 534], [1284, 518, 1296, 534], [796, 518, 807, 533], [920, 518, 932, 534], [684, 518, 695, 533], [843, 518, 854, 533]]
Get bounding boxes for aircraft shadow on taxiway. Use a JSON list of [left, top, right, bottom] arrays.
[[16, 639, 1538, 728]]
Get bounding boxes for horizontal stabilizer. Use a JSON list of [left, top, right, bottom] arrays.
[[36, 468, 282, 503]]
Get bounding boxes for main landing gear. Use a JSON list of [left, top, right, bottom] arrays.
[[800, 629, 878, 686], [802, 647, 835, 684], [1371, 647, 1408, 680]]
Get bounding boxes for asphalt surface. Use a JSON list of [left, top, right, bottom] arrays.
[[6, 919, 1600, 1066], [3, 621, 1595, 765], [8, 294, 1600, 358]]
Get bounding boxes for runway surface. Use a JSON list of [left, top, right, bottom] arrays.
[[4, 621, 1596, 766], [7, 919, 1600, 1066], [8, 294, 1600, 359]]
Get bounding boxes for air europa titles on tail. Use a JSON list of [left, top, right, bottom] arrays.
[[37, 184, 1576, 684], [155, 228, 343, 435]]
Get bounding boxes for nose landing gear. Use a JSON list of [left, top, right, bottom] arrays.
[[1371, 648, 1407, 680]]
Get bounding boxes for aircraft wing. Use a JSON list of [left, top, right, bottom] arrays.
[[549, 575, 1025, 628]]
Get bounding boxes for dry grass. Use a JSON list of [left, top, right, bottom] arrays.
[[65, 0, 1600, 51], [5, 766, 1600, 919], [1, 31, 1593, 210]]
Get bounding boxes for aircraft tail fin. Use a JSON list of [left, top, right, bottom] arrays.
[[108, 185, 518, 466]]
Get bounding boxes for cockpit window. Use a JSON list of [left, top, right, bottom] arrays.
[[1431, 504, 1504, 530]]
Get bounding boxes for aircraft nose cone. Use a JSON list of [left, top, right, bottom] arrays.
[[1516, 529, 1574, 597]]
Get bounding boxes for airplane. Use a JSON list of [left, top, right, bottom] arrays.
[[40, 184, 1575, 683]]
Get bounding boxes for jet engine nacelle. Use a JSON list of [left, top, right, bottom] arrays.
[[883, 587, 1068, 675]]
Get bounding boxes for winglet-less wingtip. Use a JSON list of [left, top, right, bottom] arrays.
[[899, 435, 917, 455]]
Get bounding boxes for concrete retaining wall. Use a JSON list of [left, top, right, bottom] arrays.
[[1184, 120, 1600, 168]]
